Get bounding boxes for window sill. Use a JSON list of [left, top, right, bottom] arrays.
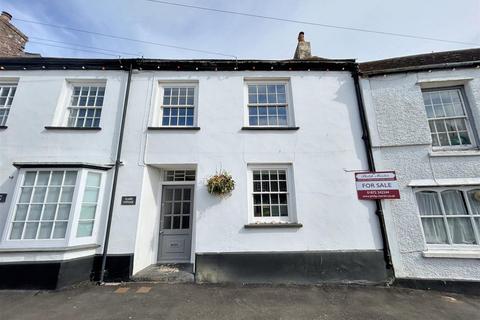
[[0, 243, 100, 253], [429, 150, 480, 157], [0, 125, 7, 129], [241, 126, 300, 131], [44, 126, 101, 131], [422, 250, 480, 259], [147, 126, 200, 131], [244, 223, 303, 229]]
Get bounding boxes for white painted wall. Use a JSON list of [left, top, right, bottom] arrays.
[[0, 70, 127, 260], [362, 67, 480, 280], [110, 70, 383, 271]]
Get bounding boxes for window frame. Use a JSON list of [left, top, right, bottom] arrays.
[[415, 186, 480, 249], [55, 80, 107, 128], [422, 86, 479, 151], [1, 168, 106, 248], [243, 79, 294, 128], [247, 164, 296, 224], [0, 81, 18, 127], [152, 82, 199, 128]]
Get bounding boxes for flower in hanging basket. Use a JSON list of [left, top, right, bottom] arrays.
[[207, 171, 235, 195]]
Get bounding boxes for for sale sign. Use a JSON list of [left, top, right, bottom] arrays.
[[355, 171, 400, 200]]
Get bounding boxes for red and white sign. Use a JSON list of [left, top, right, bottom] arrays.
[[355, 171, 400, 200]]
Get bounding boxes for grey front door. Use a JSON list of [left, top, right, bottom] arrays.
[[158, 185, 193, 263]]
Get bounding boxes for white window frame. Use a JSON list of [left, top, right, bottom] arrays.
[[247, 164, 296, 223], [54, 80, 107, 128], [0, 168, 106, 249], [0, 80, 18, 126], [243, 79, 294, 127], [415, 186, 480, 250], [422, 87, 478, 151], [152, 82, 199, 127]]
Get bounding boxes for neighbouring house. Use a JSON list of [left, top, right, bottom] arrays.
[[0, 21, 390, 289], [360, 49, 480, 294]]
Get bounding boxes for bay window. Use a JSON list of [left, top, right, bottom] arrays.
[[2, 168, 106, 247]]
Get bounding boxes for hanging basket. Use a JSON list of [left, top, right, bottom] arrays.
[[207, 171, 235, 195]]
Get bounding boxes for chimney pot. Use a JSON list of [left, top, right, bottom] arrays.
[[1, 11, 12, 21]]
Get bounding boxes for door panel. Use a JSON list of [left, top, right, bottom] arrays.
[[158, 186, 193, 263]]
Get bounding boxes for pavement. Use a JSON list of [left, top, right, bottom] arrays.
[[0, 283, 479, 320]]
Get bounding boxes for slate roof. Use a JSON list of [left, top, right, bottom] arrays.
[[360, 48, 480, 76]]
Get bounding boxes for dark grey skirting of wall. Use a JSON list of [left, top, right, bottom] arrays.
[[92, 254, 134, 282], [395, 278, 480, 296], [0, 254, 134, 290], [195, 250, 391, 284], [0, 255, 95, 290]]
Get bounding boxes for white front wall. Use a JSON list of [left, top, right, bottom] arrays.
[[362, 68, 480, 280], [107, 70, 383, 274], [0, 70, 127, 261]]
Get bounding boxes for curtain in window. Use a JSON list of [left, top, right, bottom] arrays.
[[416, 192, 447, 244], [441, 190, 476, 244]]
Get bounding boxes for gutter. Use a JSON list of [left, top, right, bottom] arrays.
[[98, 63, 133, 284], [351, 66, 394, 275]]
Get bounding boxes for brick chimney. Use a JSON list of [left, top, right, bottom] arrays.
[[0, 11, 28, 56], [293, 32, 312, 60]]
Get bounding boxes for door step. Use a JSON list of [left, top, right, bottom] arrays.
[[132, 263, 194, 283]]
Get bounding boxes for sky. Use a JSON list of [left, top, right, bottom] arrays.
[[1, 0, 479, 61]]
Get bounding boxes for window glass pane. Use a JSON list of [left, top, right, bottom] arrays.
[[24, 172, 36, 186], [421, 218, 448, 244], [64, 171, 77, 185], [14, 204, 28, 221], [57, 204, 71, 220], [80, 204, 96, 220], [60, 187, 75, 202], [10, 222, 24, 239], [52, 222, 67, 239], [24, 222, 39, 239], [76, 221, 94, 237], [83, 188, 99, 203], [46, 187, 61, 202], [416, 192, 442, 215], [38, 222, 53, 239], [28, 204, 42, 220], [19, 187, 33, 203], [467, 190, 480, 215], [43, 204, 57, 220], [447, 218, 476, 244], [50, 172, 64, 185], [36, 172, 50, 185], [441, 190, 467, 215], [181, 216, 190, 229]]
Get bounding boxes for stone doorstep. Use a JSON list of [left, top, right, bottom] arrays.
[[131, 263, 194, 283]]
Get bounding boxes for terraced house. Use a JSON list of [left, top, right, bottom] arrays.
[[0, 16, 388, 289], [360, 49, 480, 294]]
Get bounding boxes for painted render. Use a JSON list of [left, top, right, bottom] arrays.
[[361, 67, 480, 281], [0, 70, 128, 262], [107, 70, 384, 274]]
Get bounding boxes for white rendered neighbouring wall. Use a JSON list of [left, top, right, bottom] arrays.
[[362, 68, 480, 281], [0, 70, 127, 259], [109, 70, 383, 272]]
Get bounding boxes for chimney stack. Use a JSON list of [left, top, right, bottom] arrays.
[[293, 31, 312, 60], [0, 11, 28, 56]]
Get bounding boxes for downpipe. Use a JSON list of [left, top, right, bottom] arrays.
[[351, 66, 394, 276], [98, 63, 133, 284]]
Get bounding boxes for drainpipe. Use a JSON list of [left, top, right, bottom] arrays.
[[98, 62, 133, 284], [351, 65, 394, 274]]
